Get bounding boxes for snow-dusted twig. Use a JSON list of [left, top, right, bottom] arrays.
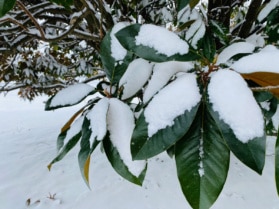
[[250, 85, 279, 91]]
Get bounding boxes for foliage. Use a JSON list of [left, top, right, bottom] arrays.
[[1, 0, 279, 209]]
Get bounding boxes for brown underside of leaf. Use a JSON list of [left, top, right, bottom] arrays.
[[84, 157, 91, 185], [241, 72, 279, 97], [61, 107, 85, 133]]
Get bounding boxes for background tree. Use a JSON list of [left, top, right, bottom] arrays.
[[1, 1, 279, 209]]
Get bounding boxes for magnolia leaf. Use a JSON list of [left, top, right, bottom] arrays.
[[242, 72, 279, 97], [78, 117, 100, 187], [177, 0, 190, 12], [45, 83, 96, 110], [185, 18, 206, 49], [116, 24, 199, 62], [61, 106, 86, 133], [209, 106, 265, 174], [175, 104, 230, 209], [199, 30, 216, 63], [119, 58, 153, 100], [103, 136, 147, 185], [276, 130, 279, 195], [0, 0, 16, 17], [131, 104, 199, 160]]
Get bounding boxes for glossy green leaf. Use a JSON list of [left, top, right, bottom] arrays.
[[209, 105, 266, 174], [78, 117, 100, 187], [103, 135, 147, 186], [175, 104, 230, 209], [199, 29, 216, 63], [131, 103, 200, 160], [177, 0, 190, 12], [115, 24, 199, 62], [100, 30, 133, 85], [48, 131, 82, 171], [0, 0, 16, 17], [276, 129, 279, 195]]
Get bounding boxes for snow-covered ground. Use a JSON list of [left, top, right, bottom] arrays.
[[1, 92, 279, 209]]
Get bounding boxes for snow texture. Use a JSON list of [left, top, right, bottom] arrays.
[[231, 45, 279, 74], [246, 34, 265, 48], [257, 0, 279, 22], [107, 98, 146, 177], [217, 42, 255, 65], [135, 24, 189, 56], [86, 98, 109, 141], [208, 69, 264, 143], [143, 61, 194, 103], [50, 83, 94, 107], [144, 74, 201, 137], [119, 58, 153, 100], [1, 92, 279, 209], [110, 22, 129, 61]]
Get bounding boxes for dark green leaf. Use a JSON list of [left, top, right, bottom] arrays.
[[100, 30, 133, 84], [175, 103, 230, 209], [209, 105, 266, 174], [103, 135, 147, 186], [131, 103, 200, 160], [276, 129, 279, 195], [199, 29, 216, 63], [78, 117, 100, 187], [115, 24, 200, 62], [48, 131, 82, 170], [0, 0, 16, 17], [177, 0, 190, 12]]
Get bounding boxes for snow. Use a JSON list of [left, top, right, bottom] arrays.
[[185, 18, 206, 49], [1, 92, 279, 209], [216, 42, 255, 65], [86, 98, 109, 141], [135, 24, 189, 56], [143, 61, 194, 103], [110, 22, 129, 61], [144, 74, 201, 137], [49, 83, 94, 108], [208, 69, 264, 143], [119, 58, 153, 100], [231, 45, 279, 74], [107, 98, 146, 177], [257, 0, 279, 22]]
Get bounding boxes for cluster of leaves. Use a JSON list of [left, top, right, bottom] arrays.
[[2, 0, 279, 209]]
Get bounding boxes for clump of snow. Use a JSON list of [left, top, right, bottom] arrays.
[[246, 34, 265, 48], [257, 0, 279, 22], [119, 59, 153, 100], [135, 24, 189, 56], [231, 45, 279, 74], [208, 69, 264, 143], [50, 83, 94, 107], [216, 42, 255, 65], [86, 98, 109, 141], [198, 130, 204, 177], [107, 98, 146, 177], [144, 74, 201, 137], [110, 22, 129, 61], [143, 61, 193, 103]]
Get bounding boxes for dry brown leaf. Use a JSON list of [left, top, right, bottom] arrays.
[[241, 72, 279, 97]]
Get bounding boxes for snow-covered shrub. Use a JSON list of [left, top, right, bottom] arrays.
[[2, 0, 279, 209]]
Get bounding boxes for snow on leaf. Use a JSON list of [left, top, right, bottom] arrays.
[[144, 73, 201, 137], [119, 58, 153, 100], [216, 42, 255, 65], [143, 61, 193, 103], [257, 0, 279, 22], [185, 18, 206, 49], [86, 98, 109, 142], [46, 83, 95, 110], [208, 69, 264, 143], [62, 115, 84, 147], [110, 22, 129, 61], [231, 45, 279, 74], [107, 98, 146, 177], [135, 24, 189, 56]]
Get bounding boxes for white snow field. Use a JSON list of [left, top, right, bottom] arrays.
[[1, 92, 279, 209]]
